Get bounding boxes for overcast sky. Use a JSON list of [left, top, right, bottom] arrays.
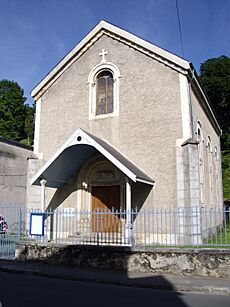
[[0, 0, 229, 105]]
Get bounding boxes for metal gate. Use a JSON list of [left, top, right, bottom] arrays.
[[0, 204, 22, 259]]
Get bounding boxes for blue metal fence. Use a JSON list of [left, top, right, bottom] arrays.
[[0, 204, 229, 259]]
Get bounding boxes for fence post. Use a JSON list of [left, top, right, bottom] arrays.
[[124, 177, 132, 245]]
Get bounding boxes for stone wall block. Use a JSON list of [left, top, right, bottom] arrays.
[[15, 242, 230, 278]]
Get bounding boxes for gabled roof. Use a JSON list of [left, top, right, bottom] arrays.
[[30, 128, 154, 188], [31, 20, 190, 100], [31, 20, 221, 135]]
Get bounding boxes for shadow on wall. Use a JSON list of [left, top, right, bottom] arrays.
[[15, 244, 188, 307], [46, 164, 82, 212], [44, 180, 153, 240], [132, 182, 152, 211], [46, 181, 77, 212], [46, 178, 152, 212]]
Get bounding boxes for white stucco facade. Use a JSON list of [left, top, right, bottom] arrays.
[[27, 20, 223, 227]]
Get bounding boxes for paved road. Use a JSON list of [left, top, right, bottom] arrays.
[[0, 272, 229, 307]]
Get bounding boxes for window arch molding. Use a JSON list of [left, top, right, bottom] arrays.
[[214, 145, 219, 161], [206, 136, 212, 153], [196, 121, 204, 142], [196, 121, 205, 204], [206, 135, 213, 206], [88, 62, 121, 119]]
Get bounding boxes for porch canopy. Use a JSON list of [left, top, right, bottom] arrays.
[[30, 128, 154, 188]]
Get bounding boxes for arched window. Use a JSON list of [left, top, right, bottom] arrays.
[[214, 145, 220, 207], [196, 123, 204, 174], [214, 146, 219, 161], [207, 136, 213, 206], [96, 71, 113, 115], [196, 121, 204, 204], [196, 121, 203, 143], [207, 136, 212, 154], [88, 60, 121, 119]]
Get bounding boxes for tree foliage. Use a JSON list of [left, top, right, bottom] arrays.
[[222, 152, 230, 200], [0, 79, 34, 144], [199, 56, 230, 200], [22, 103, 35, 145], [199, 56, 230, 151]]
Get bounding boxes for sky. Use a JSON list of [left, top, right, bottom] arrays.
[[0, 0, 229, 105]]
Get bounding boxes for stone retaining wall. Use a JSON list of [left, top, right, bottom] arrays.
[[16, 242, 230, 278]]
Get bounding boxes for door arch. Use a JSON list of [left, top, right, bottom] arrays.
[[77, 155, 124, 232], [89, 159, 123, 233]]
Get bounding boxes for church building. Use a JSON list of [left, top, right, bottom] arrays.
[[27, 20, 223, 243]]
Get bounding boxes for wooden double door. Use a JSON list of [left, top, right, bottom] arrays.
[[92, 185, 120, 232]]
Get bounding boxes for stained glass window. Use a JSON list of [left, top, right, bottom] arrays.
[[96, 71, 113, 115]]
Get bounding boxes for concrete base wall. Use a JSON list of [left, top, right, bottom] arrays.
[[0, 140, 33, 205], [176, 139, 200, 209], [26, 157, 44, 210], [16, 242, 230, 278]]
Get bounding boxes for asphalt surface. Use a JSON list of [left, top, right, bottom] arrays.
[[0, 260, 229, 296], [0, 271, 230, 307]]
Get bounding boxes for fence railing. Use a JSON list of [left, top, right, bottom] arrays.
[[0, 204, 230, 248]]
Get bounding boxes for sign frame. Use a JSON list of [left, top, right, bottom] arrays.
[[29, 212, 45, 236]]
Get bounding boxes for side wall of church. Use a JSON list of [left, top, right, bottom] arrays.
[[191, 89, 223, 208], [35, 34, 183, 210]]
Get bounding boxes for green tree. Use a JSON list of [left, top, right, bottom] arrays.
[[199, 56, 230, 201], [21, 103, 35, 145], [199, 56, 230, 151], [222, 153, 230, 200], [0, 79, 34, 144]]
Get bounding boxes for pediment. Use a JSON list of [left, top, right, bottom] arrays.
[[31, 20, 190, 100], [30, 21, 221, 135]]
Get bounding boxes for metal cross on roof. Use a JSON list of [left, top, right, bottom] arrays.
[[99, 49, 108, 63]]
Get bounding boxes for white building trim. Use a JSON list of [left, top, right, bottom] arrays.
[[179, 73, 192, 140], [40, 179, 47, 212], [33, 97, 41, 155], [30, 128, 154, 187]]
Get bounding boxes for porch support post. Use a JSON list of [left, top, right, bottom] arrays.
[[124, 177, 132, 245], [40, 179, 47, 212]]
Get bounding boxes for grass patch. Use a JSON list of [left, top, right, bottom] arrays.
[[205, 224, 230, 247], [139, 224, 230, 249]]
